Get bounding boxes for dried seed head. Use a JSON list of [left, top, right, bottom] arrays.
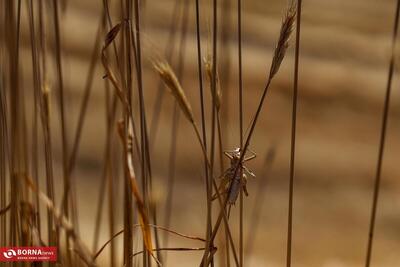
[[153, 60, 194, 123], [104, 23, 121, 48], [204, 54, 222, 110], [270, 4, 296, 78]]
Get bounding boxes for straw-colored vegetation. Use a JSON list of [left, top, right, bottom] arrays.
[[1, 0, 400, 266]]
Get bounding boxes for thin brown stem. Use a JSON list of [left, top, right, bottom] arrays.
[[365, 0, 400, 266], [133, 0, 153, 264], [287, 1, 302, 267], [205, 1, 218, 266], [194, 2, 213, 266], [192, 123, 239, 267], [94, 224, 206, 260], [237, 0, 244, 265]]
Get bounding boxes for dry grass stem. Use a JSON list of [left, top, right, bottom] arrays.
[[117, 121, 155, 261], [95, 224, 206, 260]]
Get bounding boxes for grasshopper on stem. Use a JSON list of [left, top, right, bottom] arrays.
[[213, 148, 256, 206]]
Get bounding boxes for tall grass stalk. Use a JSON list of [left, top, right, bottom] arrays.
[[90, 15, 110, 255], [208, 0, 219, 265], [132, 1, 156, 264], [0, 64, 8, 247], [287, 1, 302, 266], [365, 0, 400, 266], [37, 0, 58, 252], [51, 1, 77, 264], [194, 1, 214, 266], [237, 0, 244, 265], [5, 0, 24, 247], [27, 0, 43, 245]]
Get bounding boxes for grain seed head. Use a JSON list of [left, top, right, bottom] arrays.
[[270, 3, 296, 78], [153, 60, 195, 123]]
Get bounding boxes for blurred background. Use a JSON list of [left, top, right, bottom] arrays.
[[2, 0, 400, 266]]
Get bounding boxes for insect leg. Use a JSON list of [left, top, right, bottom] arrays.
[[223, 151, 234, 159], [243, 154, 256, 162], [243, 165, 256, 178]]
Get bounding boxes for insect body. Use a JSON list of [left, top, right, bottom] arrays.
[[213, 148, 256, 205]]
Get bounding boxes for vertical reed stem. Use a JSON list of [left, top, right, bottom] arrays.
[[287, 1, 301, 267], [237, 0, 244, 265], [365, 1, 400, 266]]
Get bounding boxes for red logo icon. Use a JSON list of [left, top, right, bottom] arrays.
[[0, 247, 57, 262]]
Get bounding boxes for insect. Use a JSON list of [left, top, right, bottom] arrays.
[[213, 148, 256, 206]]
